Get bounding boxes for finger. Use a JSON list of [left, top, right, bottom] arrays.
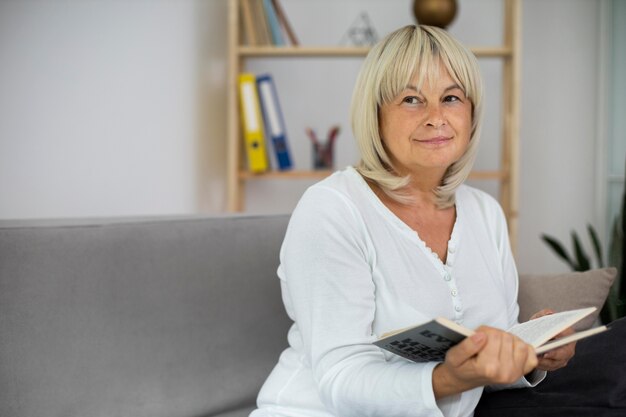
[[499, 332, 514, 364], [530, 309, 555, 320], [509, 336, 537, 378], [542, 348, 563, 361], [446, 332, 487, 367], [512, 336, 529, 366], [542, 342, 575, 363], [537, 342, 575, 371], [504, 334, 528, 382], [473, 328, 507, 381], [476, 328, 502, 363], [523, 344, 538, 374], [537, 356, 565, 372]]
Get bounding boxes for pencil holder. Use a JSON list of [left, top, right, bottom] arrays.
[[312, 141, 334, 169], [307, 125, 340, 170]]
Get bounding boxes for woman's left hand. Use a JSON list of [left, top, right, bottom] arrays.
[[530, 309, 576, 371]]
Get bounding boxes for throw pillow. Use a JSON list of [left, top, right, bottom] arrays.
[[518, 267, 617, 330]]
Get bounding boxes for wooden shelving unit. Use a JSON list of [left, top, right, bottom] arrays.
[[226, 0, 521, 248], [238, 46, 371, 57]]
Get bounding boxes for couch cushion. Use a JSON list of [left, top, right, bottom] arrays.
[[0, 215, 292, 417], [518, 268, 617, 329], [215, 406, 256, 417]]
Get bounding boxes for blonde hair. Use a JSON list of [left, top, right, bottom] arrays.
[[350, 25, 484, 208]]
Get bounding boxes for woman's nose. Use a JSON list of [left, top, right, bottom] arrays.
[[424, 105, 446, 128]]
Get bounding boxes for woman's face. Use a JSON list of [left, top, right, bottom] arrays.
[[378, 64, 472, 178]]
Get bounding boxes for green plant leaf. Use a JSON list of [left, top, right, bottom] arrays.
[[587, 224, 604, 268], [541, 234, 576, 270], [609, 218, 623, 295], [610, 178, 625, 302], [601, 285, 621, 324], [572, 231, 590, 271], [617, 190, 626, 300]]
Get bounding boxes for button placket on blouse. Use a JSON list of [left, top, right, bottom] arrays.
[[442, 265, 463, 322], [449, 244, 464, 316], [446, 232, 462, 322], [447, 244, 456, 267]]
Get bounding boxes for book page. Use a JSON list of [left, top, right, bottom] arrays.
[[507, 307, 596, 347], [535, 325, 608, 354]]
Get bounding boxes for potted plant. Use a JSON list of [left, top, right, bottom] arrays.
[[541, 183, 625, 324]]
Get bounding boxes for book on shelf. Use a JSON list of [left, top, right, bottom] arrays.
[[250, 0, 272, 46], [256, 73, 293, 170], [239, 0, 258, 46], [238, 73, 269, 173], [263, 0, 285, 46], [374, 307, 608, 363], [239, 0, 299, 47], [270, 0, 299, 46]]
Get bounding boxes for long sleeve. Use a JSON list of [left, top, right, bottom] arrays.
[[279, 185, 443, 417], [253, 169, 532, 417]]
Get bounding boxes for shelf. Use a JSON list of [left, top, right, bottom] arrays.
[[238, 46, 370, 57], [469, 46, 513, 57], [238, 170, 332, 180], [468, 170, 507, 180], [238, 169, 505, 181], [237, 45, 512, 58], [227, 0, 522, 250]]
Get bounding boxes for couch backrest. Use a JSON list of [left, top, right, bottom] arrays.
[[0, 214, 292, 417]]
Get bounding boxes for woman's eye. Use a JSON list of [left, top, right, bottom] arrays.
[[444, 95, 462, 103], [443, 94, 465, 103], [402, 96, 420, 104]]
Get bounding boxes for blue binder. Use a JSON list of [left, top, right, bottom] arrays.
[[256, 74, 293, 170]]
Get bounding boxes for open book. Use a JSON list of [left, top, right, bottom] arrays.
[[374, 307, 608, 363]]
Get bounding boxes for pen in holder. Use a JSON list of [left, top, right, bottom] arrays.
[[306, 125, 340, 170]]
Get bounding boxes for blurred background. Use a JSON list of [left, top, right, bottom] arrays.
[[0, 0, 624, 274]]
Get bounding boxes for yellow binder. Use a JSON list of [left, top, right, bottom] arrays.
[[238, 73, 269, 173]]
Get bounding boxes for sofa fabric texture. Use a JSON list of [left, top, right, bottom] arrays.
[[0, 215, 621, 417], [0, 215, 292, 417]]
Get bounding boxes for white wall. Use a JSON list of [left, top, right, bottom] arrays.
[[0, 0, 228, 217], [518, 0, 603, 273], [0, 0, 605, 273], [607, 0, 626, 244]]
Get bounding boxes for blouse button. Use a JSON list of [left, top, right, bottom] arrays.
[[444, 273, 451, 282], [455, 306, 462, 312], [451, 289, 458, 297]]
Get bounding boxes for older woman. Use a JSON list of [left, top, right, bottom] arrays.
[[250, 25, 574, 417]]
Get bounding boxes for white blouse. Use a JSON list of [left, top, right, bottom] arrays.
[[251, 166, 537, 417]]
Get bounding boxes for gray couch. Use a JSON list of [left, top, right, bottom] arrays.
[[0, 215, 292, 417], [1, 214, 621, 417]]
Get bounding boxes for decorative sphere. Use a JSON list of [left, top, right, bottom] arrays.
[[413, 0, 458, 29]]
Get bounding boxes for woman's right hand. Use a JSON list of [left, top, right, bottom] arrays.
[[432, 326, 538, 399]]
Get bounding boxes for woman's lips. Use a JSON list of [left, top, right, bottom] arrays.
[[415, 136, 452, 145]]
